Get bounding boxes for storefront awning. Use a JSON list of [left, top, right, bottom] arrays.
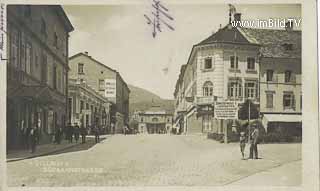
[[263, 114, 302, 123]]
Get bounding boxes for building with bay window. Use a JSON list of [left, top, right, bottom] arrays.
[[173, 13, 301, 136], [6, 5, 74, 149]]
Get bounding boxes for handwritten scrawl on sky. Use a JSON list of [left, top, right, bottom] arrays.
[[144, 0, 174, 38]]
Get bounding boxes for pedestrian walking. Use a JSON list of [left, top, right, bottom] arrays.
[[80, 125, 87, 144], [94, 125, 100, 143], [74, 123, 80, 143], [29, 126, 37, 153], [20, 120, 28, 149], [68, 123, 74, 143], [249, 124, 260, 159], [239, 132, 246, 159]]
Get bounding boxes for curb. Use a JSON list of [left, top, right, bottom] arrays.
[[6, 142, 83, 163]]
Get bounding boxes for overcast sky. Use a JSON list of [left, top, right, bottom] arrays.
[[63, 3, 301, 99]]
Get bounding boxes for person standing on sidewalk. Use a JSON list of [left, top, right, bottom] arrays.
[[239, 132, 246, 159], [249, 124, 260, 159], [29, 126, 37, 153], [94, 125, 100, 143], [80, 125, 87, 144], [74, 123, 80, 143]]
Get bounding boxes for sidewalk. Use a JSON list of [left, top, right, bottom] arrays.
[[228, 160, 301, 186], [7, 134, 111, 162]]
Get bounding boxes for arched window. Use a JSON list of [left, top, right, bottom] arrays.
[[203, 81, 213, 96], [152, 117, 158, 122]]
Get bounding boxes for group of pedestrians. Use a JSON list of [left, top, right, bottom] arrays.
[[239, 124, 260, 160], [20, 120, 40, 153], [63, 123, 89, 144]]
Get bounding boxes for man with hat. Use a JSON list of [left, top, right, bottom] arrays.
[[249, 124, 260, 159]]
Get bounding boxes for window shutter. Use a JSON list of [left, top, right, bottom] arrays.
[[292, 94, 296, 110], [283, 95, 285, 109], [255, 82, 259, 99]]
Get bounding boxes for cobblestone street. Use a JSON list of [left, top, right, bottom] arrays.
[[7, 134, 301, 187]]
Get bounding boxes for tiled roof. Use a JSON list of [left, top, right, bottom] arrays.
[[197, 26, 252, 45], [238, 28, 301, 58]]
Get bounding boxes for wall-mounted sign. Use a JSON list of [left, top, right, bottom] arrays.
[[214, 101, 238, 120], [104, 79, 116, 98]]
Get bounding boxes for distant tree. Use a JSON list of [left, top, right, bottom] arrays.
[[238, 99, 259, 120]]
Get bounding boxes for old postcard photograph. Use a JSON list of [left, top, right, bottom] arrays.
[[0, 0, 318, 191]]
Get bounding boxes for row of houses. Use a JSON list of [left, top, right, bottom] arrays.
[[173, 13, 302, 137], [6, 5, 130, 149]]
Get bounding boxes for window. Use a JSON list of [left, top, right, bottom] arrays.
[[40, 18, 47, 37], [247, 57, 255, 70], [86, 103, 89, 110], [283, 92, 295, 109], [24, 5, 31, 17], [203, 81, 213, 96], [245, 81, 258, 99], [167, 118, 171, 123], [53, 65, 57, 89], [53, 32, 58, 48], [78, 63, 84, 74], [300, 95, 302, 110], [141, 117, 144, 122], [204, 57, 212, 69], [230, 56, 238, 69], [11, 29, 19, 68], [285, 70, 292, 83], [228, 80, 242, 98], [266, 92, 273, 108], [80, 100, 84, 112], [266, 70, 273, 82], [152, 117, 158, 122], [41, 54, 47, 83], [25, 42, 32, 75], [99, 79, 105, 90]]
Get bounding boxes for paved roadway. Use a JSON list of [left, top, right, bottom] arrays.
[[7, 134, 301, 187]]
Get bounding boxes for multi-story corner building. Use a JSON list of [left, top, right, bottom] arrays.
[[137, 106, 173, 134], [243, 27, 302, 135], [69, 52, 130, 134], [174, 13, 301, 136], [68, 78, 111, 133], [6, 5, 74, 149]]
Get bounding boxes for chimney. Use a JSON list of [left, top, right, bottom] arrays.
[[84, 51, 89, 55], [234, 13, 241, 22], [285, 20, 293, 31]]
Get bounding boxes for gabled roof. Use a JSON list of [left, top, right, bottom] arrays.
[[55, 6, 74, 32], [197, 26, 254, 46], [239, 27, 301, 59]]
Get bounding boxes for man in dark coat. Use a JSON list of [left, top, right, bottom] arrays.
[[249, 125, 260, 159], [30, 126, 37, 153], [94, 125, 100, 143], [80, 125, 87, 144], [74, 123, 80, 143]]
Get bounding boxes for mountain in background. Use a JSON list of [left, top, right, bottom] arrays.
[[128, 84, 175, 117]]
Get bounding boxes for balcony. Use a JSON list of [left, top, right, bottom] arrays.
[[196, 96, 217, 105]]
